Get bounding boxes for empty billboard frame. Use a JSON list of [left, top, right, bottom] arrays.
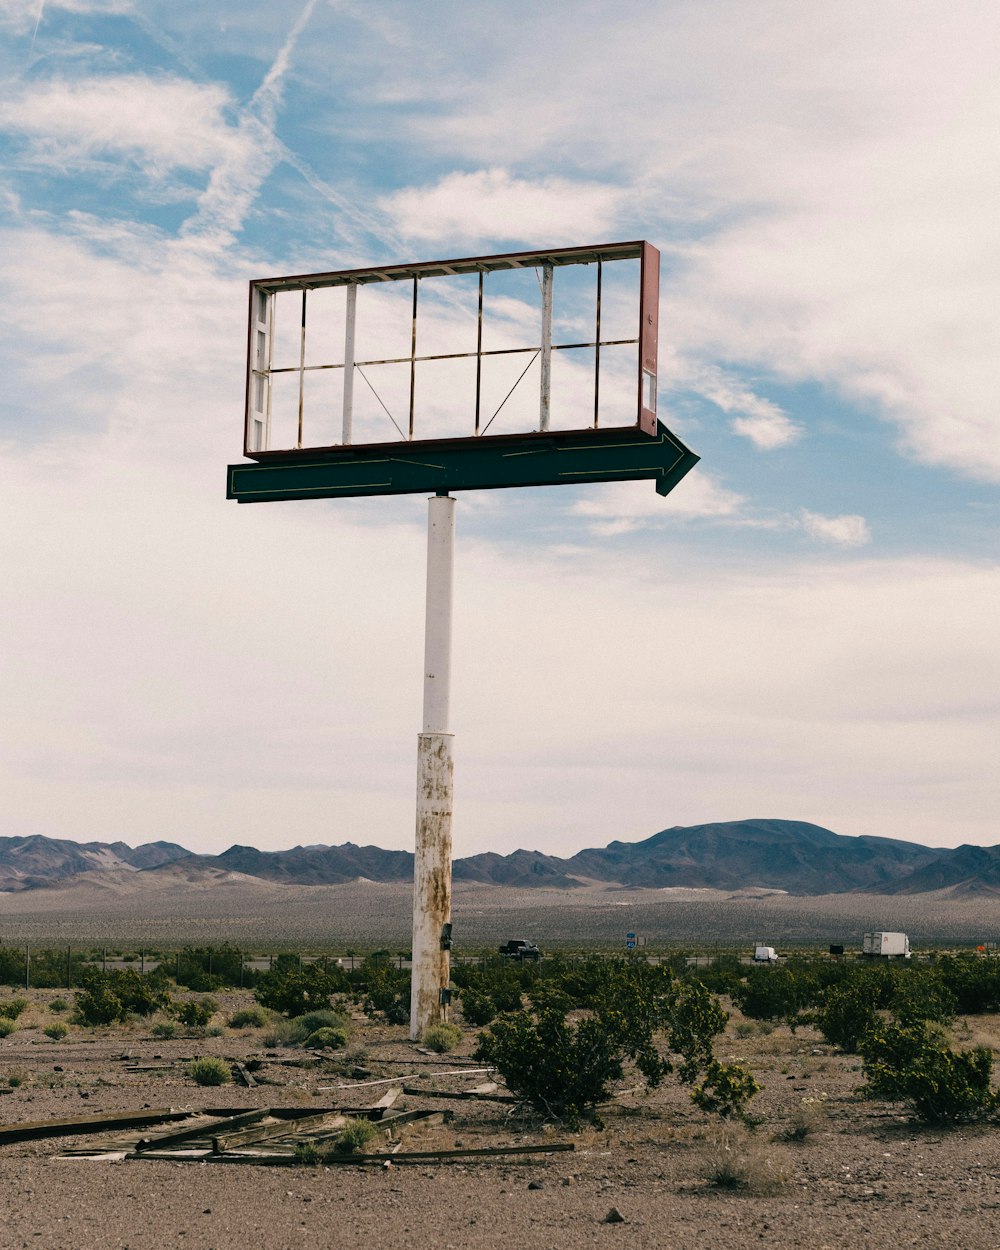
[[231, 240, 698, 502]]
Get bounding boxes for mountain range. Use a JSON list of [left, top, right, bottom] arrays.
[[1, 820, 998, 896]]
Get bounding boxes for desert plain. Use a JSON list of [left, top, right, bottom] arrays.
[[3, 883, 1000, 1248]]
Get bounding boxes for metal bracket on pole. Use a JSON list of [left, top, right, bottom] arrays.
[[410, 494, 455, 1040]]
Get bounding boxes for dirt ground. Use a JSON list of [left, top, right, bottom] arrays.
[[3, 989, 1000, 1249]]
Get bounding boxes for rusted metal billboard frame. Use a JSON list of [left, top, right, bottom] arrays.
[[244, 241, 660, 460]]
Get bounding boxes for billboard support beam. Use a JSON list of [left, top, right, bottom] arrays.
[[410, 493, 455, 1039]]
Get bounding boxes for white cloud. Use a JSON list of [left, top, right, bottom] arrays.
[[0, 75, 249, 176], [0, 0, 130, 33], [368, 3, 1000, 482], [570, 470, 746, 535], [677, 362, 801, 449], [799, 510, 871, 548], [378, 168, 625, 247]]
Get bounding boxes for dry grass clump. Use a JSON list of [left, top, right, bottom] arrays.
[[778, 1094, 828, 1142], [700, 1126, 791, 1195]]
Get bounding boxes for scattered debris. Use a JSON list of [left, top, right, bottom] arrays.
[[402, 1085, 517, 1103], [0, 1107, 192, 1146]]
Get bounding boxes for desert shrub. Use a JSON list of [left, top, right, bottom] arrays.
[[692, 953, 744, 997], [814, 980, 880, 1053], [423, 1022, 462, 1053], [936, 955, 1000, 1015], [0, 998, 29, 1020], [151, 1021, 177, 1039], [333, 1118, 379, 1154], [48, 998, 69, 1014], [174, 945, 255, 991], [354, 960, 410, 1023], [861, 1020, 1000, 1125], [229, 1006, 269, 1029], [734, 965, 818, 1027], [43, 1021, 69, 1041], [460, 989, 496, 1027], [174, 996, 219, 1028], [303, 1026, 349, 1050], [892, 969, 956, 1028], [701, 1127, 790, 1194], [187, 1056, 232, 1087], [0, 1018, 17, 1037], [476, 961, 757, 1127], [254, 962, 347, 1018], [73, 969, 171, 1026], [288, 1009, 350, 1041], [779, 1095, 828, 1142]]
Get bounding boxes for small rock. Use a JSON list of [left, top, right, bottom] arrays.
[[561, 1177, 575, 1187], [528, 1181, 543, 1190], [603, 1207, 626, 1224], [53, 1066, 63, 1073]]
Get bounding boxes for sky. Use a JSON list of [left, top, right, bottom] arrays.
[[0, 0, 997, 859]]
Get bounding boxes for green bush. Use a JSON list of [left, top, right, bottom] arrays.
[[475, 962, 757, 1127], [814, 981, 880, 1053], [303, 1026, 349, 1049], [174, 997, 218, 1028], [862, 1020, 1000, 1124], [460, 989, 496, 1027], [43, 1021, 69, 1041], [187, 1056, 232, 1087], [0, 998, 29, 1020], [253, 962, 347, 1018], [0, 1018, 17, 1037], [734, 966, 817, 1027], [423, 1022, 462, 1053], [48, 998, 69, 1014], [151, 1021, 177, 1039], [936, 955, 1000, 1014], [332, 1117, 378, 1154], [73, 969, 171, 1026], [229, 1006, 269, 1029], [174, 944, 254, 990]]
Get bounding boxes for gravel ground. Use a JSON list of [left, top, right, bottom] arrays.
[[3, 990, 1000, 1249]]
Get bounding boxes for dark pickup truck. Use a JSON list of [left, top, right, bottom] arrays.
[[499, 939, 542, 962]]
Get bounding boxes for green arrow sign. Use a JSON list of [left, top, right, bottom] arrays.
[[226, 421, 698, 503]]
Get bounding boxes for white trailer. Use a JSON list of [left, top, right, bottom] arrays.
[[863, 931, 911, 959], [753, 946, 778, 963]]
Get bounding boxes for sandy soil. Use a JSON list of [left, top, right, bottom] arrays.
[[3, 878, 998, 948], [3, 989, 1000, 1249]]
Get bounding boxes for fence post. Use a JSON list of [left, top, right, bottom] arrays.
[[24, 944, 29, 990], [66, 945, 71, 990]]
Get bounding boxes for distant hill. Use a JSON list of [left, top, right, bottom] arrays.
[[2, 820, 997, 895], [561, 820, 945, 894], [0, 834, 190, 892]]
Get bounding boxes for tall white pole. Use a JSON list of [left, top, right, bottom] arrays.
[[539, 263, 553, 431], [410, 493, 455, 1040], [342, 284, 357, 445]]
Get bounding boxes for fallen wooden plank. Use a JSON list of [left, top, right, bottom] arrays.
[[376, 1109, 450, 1130], [212, 1112, 345, 1153], [135, 1109, 268, 1153], [330, 1067, 494, 1091], [232, 1062, 257, 1089], [401, 1086, 517, 1103], [370, 1087, 402, 1114], [0, 1108, 192, 1146], [200, 1141, 576, 1167]]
